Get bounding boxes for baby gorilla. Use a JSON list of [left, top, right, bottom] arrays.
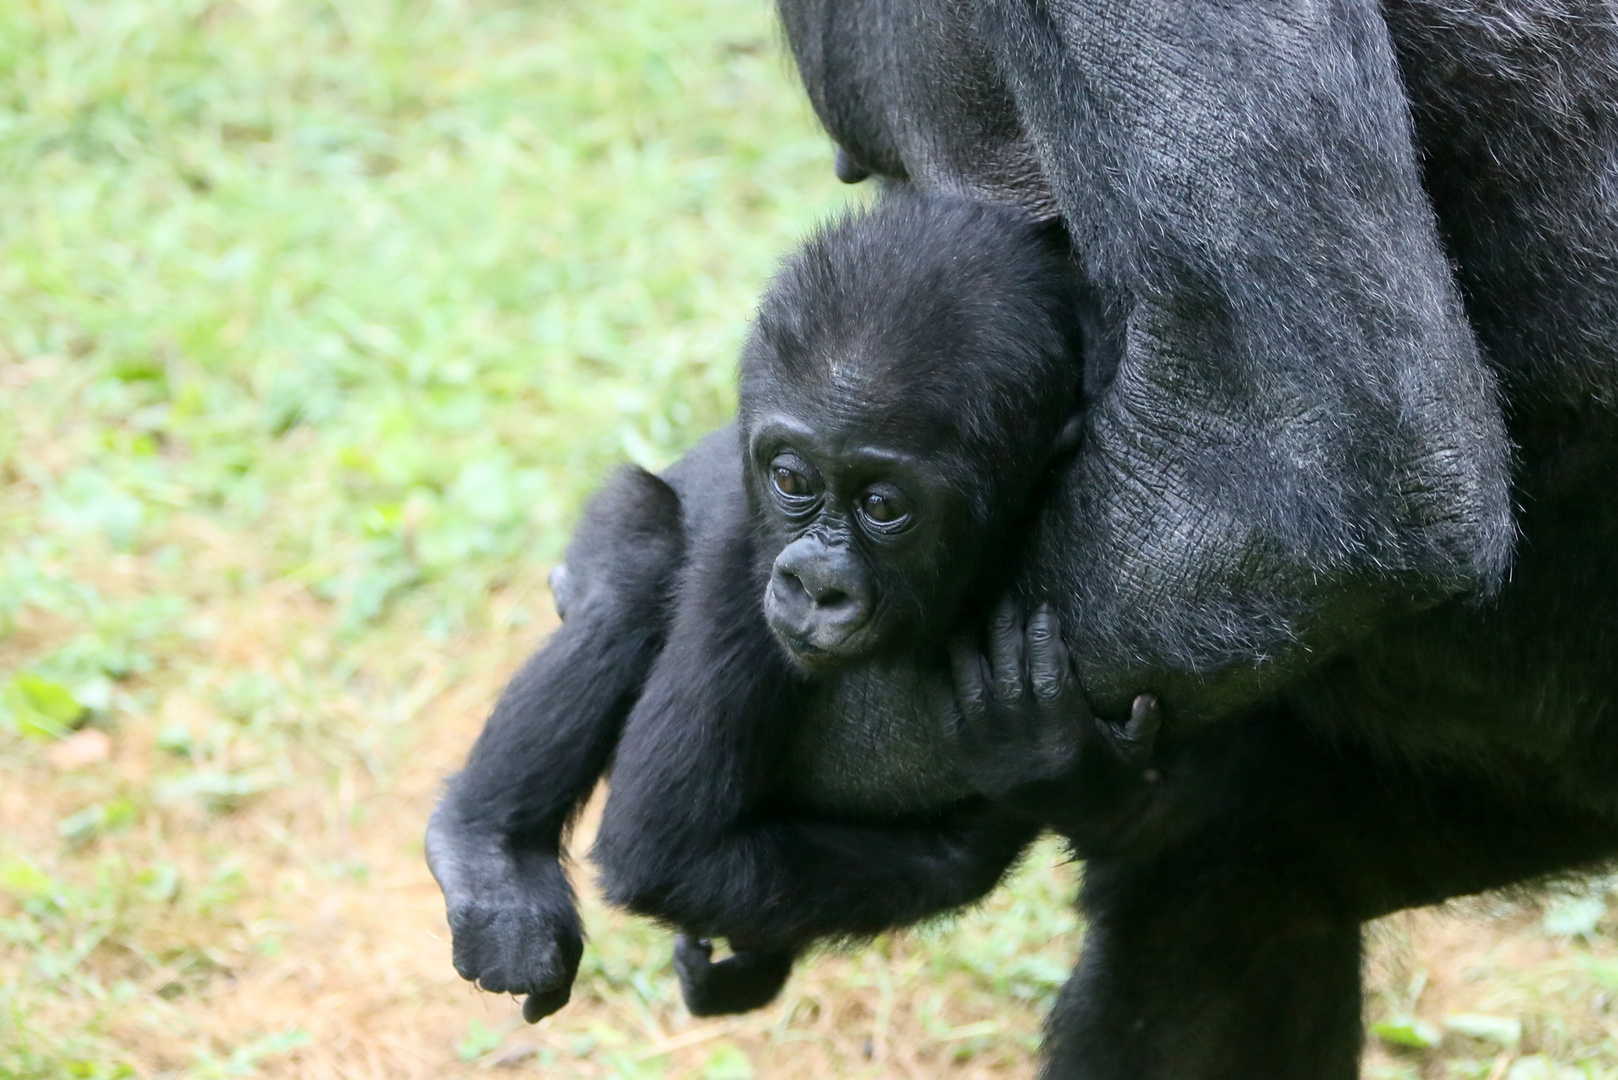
[[427, 192, 1159, 1022]]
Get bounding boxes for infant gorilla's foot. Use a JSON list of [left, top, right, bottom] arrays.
[[948, 600, 1161, 826], [673, 934, 795, 1017]]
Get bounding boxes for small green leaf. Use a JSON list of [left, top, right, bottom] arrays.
[[0, 855, 53, 898], [1372, 1016, 1441, 1050], [4, 674, 87, 739], [137, 862, 180, 903], [701, 1044, 753, 1080], [1506, 1056, 1555, 1080], [1543, 892, 1607, 938], [156, 770, 274, 810], [57, 799, 138, 846], [456, 1020, 503, 1062], [156, 722, 195, 755]]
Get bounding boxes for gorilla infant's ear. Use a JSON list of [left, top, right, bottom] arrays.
[[834, 146, 871, 184], [1052, 411, 1086, 458]]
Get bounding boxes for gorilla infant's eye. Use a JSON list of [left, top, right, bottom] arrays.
[[768, 454, 818, 505], [774, 467, 809, 496], [859, 489, 911, 529]]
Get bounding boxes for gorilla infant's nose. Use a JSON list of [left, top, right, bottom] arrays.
[[767, 539, 872, 654]]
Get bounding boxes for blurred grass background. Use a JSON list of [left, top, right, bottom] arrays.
[[1, 1, 1617, 1078]]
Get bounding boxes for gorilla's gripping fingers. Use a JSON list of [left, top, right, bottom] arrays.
[[948, 600, 1160, 841]]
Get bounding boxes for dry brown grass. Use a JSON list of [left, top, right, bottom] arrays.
[[1, 539, 1070, 1079]]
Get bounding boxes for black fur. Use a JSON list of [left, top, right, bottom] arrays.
[[750, 0, 1618, 1077]]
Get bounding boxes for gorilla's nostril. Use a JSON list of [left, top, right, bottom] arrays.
[[813, 587, 848, 609]]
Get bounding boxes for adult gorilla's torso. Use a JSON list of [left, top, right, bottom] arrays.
[[1297, 2, 1618, 804], [773, 0, 1618, 819]]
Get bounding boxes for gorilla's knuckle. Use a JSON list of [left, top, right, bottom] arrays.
[[1026, 621, 1055, 651], [993, 677, 1025, 705], [451, 952, 482, 982]]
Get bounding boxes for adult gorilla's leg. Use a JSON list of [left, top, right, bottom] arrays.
[[1043, 711, 1618, 1080], [1046, 850, 1361, 1080]]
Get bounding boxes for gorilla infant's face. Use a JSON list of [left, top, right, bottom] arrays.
[[748, 412, 978, 673]]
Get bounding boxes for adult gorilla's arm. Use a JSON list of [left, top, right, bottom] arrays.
[[982, 0, 1514, 724]]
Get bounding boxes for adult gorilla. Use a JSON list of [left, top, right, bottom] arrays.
[[769, 0, 1618, 1077]]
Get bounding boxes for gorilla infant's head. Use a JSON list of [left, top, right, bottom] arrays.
[[739, 193, 1087, 671]]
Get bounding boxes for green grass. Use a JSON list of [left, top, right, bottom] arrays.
[[0, 0, 851, 640], [3, 2, 1618, 1078]]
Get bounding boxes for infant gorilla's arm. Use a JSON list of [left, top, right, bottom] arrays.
[[426, 462, 687, 1022]]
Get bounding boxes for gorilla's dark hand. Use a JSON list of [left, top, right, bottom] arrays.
[[673, 934, 795, 1017], [949, 600, 1092, 807], [426, 805, 583, 1023], [948, 600, 1161, 835]]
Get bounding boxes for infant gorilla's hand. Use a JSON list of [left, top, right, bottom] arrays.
[[949, 600, 1092, 805], [948, 600, 1160, 834], [426, 809, 584, 1023], [445, 882, 583, 1023], [673, 934, 795, 1017]]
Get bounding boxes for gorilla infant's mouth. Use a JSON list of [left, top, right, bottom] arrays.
[[769, 624, 877, 673]]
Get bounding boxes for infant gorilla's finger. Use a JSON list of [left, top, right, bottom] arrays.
[[522, 983, 572, 1023], [948, 635, 992, 728], [1025, 604, 1070, 703], [1099, 693, 1162, 768], [989, 598, 1027, 704], [1122, 693, 1162, 765], [447, 906, 495, 983], [674, 933, 715, 971], [1129, 693, 1161, 744]]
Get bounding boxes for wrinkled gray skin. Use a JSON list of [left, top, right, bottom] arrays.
[[735, 1, 1618, 1078]]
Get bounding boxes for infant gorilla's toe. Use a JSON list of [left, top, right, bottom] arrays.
[[674, 934, 795, 1017]]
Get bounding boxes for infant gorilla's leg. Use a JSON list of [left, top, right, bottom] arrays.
[[427, 465, 687, 1022]]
